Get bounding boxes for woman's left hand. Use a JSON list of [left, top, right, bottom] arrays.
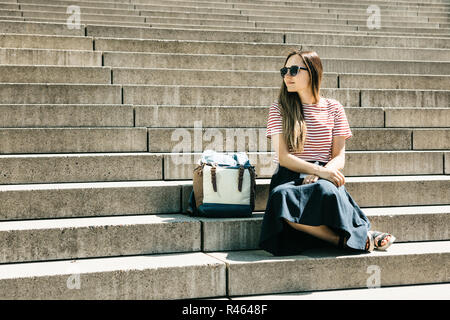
[[302, 174, 319, 185]]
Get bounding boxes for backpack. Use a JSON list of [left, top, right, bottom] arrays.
[[186, 149, 257, 218]]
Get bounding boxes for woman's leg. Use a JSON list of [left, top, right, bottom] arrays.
[[283, 218, 346, 247], [284, 219, 392, 250]]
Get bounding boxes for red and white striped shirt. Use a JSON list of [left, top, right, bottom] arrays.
[[266, 97, 352, 164]]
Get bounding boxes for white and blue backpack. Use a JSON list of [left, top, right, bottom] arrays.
[[187, 150, 256, 218]]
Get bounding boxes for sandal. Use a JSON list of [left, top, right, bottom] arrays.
[[365, 231, 375, 252], [371, 231, 396, 251]]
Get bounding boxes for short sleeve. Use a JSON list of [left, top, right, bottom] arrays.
[[332, 101, 353, 140], [266, 102, 283, 139]]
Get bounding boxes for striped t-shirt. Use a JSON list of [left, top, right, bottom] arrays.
[[266, 97, 353, 164]]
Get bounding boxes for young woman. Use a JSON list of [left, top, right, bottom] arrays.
[[259, 50, 396, 256]]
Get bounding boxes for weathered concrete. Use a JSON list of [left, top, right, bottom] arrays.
[[207, 241, 450, 296], [0, 252, 226, 299], [0, 181, 182, 220], [0, 153, 163, 184], [0, 214, 201, 263]]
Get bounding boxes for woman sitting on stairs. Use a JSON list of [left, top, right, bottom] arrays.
[[259, 49, 396, 256]]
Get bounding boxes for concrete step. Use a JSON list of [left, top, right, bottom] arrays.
[[120, 85, 450, 108], [132, 104, 450, 127], [0, 150, 447, 184], [103, 52, 450, 75], [0, 3, 19, 10], [163, 150, 449, 180], [84, 25, 450, 49], [114, 69, 449, 89], [308, 0, 449, 6], [230, 0, 450, 8], [93, 19, 450, 38], [284, 32, 450, 49], [133, 0, 450, 17], [2, 24, 443, 57], [5, 84, 449, 107], [0, 127, 147, 153], [22, 17, 149, 28], [85, 24, 284, 43], [141, 16, 355, 31], [239, 8, 450, 20], [0, 16, 24, 21], [0, 9, 22, 16], [0, 65, 111, 84], [252, 17, 447, 32], [145, 126, 449, 152], [95, 38, 450, 62], [0, 83, 121, 104], [0, 152, 164, 184], [7, 18, 450, 39], [0, 241, 448, 299], [231, 1, 450, 15], [207, 241, 450, 297], [0, 176, 448, 221], [14, 66, 442, 96], [86, 21, 450, 38], [0, 180, 183, 220], [20, 10, 146, 23], [136, 0, 447, 11], [134, 3, 450, 20], [0, 251, 226, 299], [135, 3, 240, 16], [111, 68, 338, 87], [429, 16, 450, 23], [18, 0, 135, 10], [339, 73, 450, 90], [0, 204, 448, 263], [181, 175, 450, 213], [136, 9, 431, 24], [230, 283, 450, 300], [0, 104, 134, 127], [0, 48, 101, 66], [19, 3, 140, 15], [199, 205, 450, 252], [342, 18, 441, 28], [0, 33, 93, 50], [0, 214, 201, 263], [0, 20, 85, 36], [359, 89, 450, 108], [344, 26, 450, 36]]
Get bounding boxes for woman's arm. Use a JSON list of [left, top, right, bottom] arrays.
[[271, 133, 323, 176], [271, 133, 345, 187], [324, 136, 347, 171]]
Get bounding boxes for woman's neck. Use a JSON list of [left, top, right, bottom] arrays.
[[298, 90, 318, 105]]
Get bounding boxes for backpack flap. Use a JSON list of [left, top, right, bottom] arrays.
[[199, 164, 253, 217]]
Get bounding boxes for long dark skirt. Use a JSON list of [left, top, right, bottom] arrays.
[[258, 161, 371, 256]]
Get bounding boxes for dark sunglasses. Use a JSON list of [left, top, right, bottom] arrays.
[[280, 65, 308, 78]]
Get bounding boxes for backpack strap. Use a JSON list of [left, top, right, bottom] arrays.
[[237, 165, 244, 192], [210, 164, 217, 192]]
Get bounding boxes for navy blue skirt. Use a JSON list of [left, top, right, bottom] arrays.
[[258, 161, 371, 256]]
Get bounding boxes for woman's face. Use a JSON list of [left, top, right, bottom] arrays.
[[283, 54, 311, 93]]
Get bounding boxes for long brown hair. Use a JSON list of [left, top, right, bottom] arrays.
[[278, 50, 323, 153]]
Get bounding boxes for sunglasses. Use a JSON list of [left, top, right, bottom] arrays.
[[280, 65, 308, 78]]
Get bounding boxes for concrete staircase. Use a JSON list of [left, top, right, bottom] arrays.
[[0, 0, 449, 300]]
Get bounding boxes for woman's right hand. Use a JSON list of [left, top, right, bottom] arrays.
[[318, 167, 346, 187]]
